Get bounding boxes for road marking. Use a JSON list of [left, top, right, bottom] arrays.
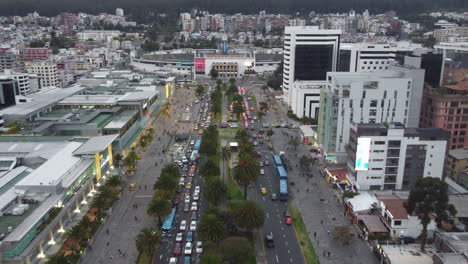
[[266, 212, 269, 218], [284, 234, 286, 238], [281, 227, 284, 231], [290, 258, 293, 262], [276, 255, 279, 263]]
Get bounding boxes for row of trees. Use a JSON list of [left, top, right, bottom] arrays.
[[234, 129, 260, 199], [210, 86, 223, 118]]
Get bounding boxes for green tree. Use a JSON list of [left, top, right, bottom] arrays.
[[232, 102, 244, 120], [288, 137, 301, 150], [266, 129, 274, 137], [106, 175, 123, 193], [221, 146, 231, 161], [233, 200, 265, 231], [147, 199, 172, 226], [229, 78, 236, 85], [113, 153, 123, 167], [204, 177, 227, 206], [196, 85, 206, 98], [259, 102, 268, 112], [200, 160, 220, 178], [90, 185, 116, 219], [235, 129, 250, 143], [210, 68, 219, 79], [199, 211, 227, 242], [219, 237, 253, 263], [405, 177, 457, 252], [123, 150, 140, 170], [161, 163, 181, 179], [234, 156, 260, 199], [299, 155, 311, 170], [216, 79, 223, 86], [135, 227, 162, 256], [153, 173, 178, 192], [142, 40, 160, 52], [65, 224, 86, 244]]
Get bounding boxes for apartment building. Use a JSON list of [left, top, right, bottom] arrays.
[[282, 26, 341, 118], [317, 65, 425, 162], [346, 122, 449, 191], [446, 148, 468, 187], [25, 62, 59, 87], [22, 48, 52, 61]]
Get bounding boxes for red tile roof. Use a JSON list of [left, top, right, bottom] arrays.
[[329, 168, 348, 182]]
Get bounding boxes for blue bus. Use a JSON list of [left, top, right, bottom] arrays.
[[190, 150, 199, 163], [279, 179, 288, 201], [194, 140, 201, 151], [277, 166, 287, 179], [161, 207, 176, 232], [273, 155, 283, 166]]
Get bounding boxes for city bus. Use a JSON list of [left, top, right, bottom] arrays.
[[194, 139, 201, 151], [276, 166, 287, 179], [273, 155, 283, 166], [190, 150, 199, 164], [161, 207, 176, 232], [279, 179, 288, 201]]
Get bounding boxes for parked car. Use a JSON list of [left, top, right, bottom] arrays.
[[176, 232, 183, 242], [191, 211, 197, 221], [169, 257, 177, 264], [190, 221, 197, 231], [260, 169, 265, 175], [184, 256, 191, 264], [196, 241, 203, 254]]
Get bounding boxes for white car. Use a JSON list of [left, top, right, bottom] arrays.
[[196, 241, 203, 254], [169, 257, 177, 264], [179, 177, 185, 186], [184, 195, 190, 204], [190, 140, 195, 145], [193, 193, 200, 201], [260, 169, 265, 175], [176, 232, 183, 242], [191, 202, 198, 211], [184, 242, 192, 255], [180, 220, 187, 231], [194, 186, 201, 193], [190, 221, 197, 231]]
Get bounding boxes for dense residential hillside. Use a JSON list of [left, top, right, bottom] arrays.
[[0, 0, 466, 17]]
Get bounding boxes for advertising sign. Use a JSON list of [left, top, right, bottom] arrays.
[[355, 138, 371, 170]]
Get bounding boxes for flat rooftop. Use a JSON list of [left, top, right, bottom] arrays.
[[381, 244, 434, 264], [104, 110, 138, 130], [58, 94, 121, 105]]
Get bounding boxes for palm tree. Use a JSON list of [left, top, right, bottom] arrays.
[[200, 160, 220, 178], [113, 153, 123, 168], [204, 178, 227, 206], [233, 200, 265, 231], [199, 212, 227, 242], [124, 150, 140, 170], [234, 156, 260, 199], [147, 199, 172, 226], [135, 227, 162, 257], [106, 175, 123, 193], [65, 224, 86, 249], [153, 174, 178, 192], [161, 163, 181, 179]]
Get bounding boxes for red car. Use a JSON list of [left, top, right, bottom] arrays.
[[256, 151, 262, 157], [174, 242, 182, 255], [285, 216, 292, 225], [188, 167, 196, 177]]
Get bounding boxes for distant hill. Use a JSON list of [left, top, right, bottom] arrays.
[[1, 0, 466, 17]]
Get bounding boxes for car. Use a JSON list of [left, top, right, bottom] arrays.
[[265, 233, 274, 248], [179, 177, 185, 186], [177, 186, 183, 193], [169, 257, 177, 264], [256, 151, 262, 157], [190, 140, 195, 145], [261, 187, 267, 195], [195, 100, 199, 104], [260, 169, 265, 175], [400, 236, 416, 244], [252, 134, 257, 138], [196, 241, 203, 254], [186, 231, 193, 242], [259, 161, 263, 167], [271, 193, 278, 200], [184, 242, 193, 255], [191, 202, 198, 211], [251, 120, 255, 124], [129, 183, 136, 191], [285, 216, 292, 225], [184, 203, 190, 212], [184, 256, 191, 264], [194, 186, 201, 194], [191, 211, 197, 221], [254, 141, 258, 146], [184, 195, 191, 204], [262, 123, 269, 128], [189, 167, 196, 177], [264, 160, 270, 166], [186, 182, 192, 189], [176, 232, 183, 242], [188, 177, 194, 183], [190, 221, 197, 231], [173, 196, 180, 205], [193, 193, 199, 201], [174, 242, 182, 255], [180, 220, 187, 231], [259, 140, 264, 144], [198, 129, 203, 134], [194, 125, 199, 130]]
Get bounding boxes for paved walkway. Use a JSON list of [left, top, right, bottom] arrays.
[[79, 88, 197, 264]]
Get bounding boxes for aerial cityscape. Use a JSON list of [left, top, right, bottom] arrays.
[[0, 3, 467, 264]]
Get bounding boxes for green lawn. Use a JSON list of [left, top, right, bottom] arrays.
[[228, 166, 244, 201], [219, 128, 240, 134], [213, 112, 222, 123], [136, 252, 152, 264], [290, 204, 319, 264]]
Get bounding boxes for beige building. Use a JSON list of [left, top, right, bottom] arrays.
[[25, 62, 59, 87], [447, 148, 468, 187], [434, 27, 468, 42]]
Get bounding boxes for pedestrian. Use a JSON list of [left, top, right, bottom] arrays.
[[145, 184, 147, 190], [327, 230, 330, 236], [327, 251, 331, 257], [106, 228, 109, 234], [313, 232, 317, 238], [135, 216, 138, 221], [106, 241, 110, 246], [323, 250, 326, 257]]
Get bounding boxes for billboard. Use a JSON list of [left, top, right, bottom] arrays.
[[194, 58, 206, 72], [355, 138, 371, 171]]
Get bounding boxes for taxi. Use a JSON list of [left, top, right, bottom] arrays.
[[261, 187, 267, 195]]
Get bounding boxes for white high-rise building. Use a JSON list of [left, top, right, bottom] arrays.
[[25, 62, 59, 88], [283, 26, 341, 119], [0, 70, 31, 95], [347, 122, 449, 191], [317, 65, 425, 163], [116, 8, 124, 17]]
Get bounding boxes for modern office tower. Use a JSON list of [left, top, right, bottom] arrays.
[[0, 76, 19, 108], [283, 26, 341, 119], [317, 65, 425, 163], [0, 52, 15, 70], [346, 122, 449, 191], [25, 62, 59, 88]]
